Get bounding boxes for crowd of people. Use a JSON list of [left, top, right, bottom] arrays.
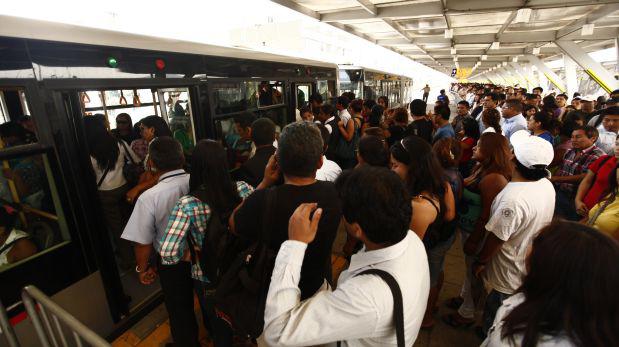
[[83, 83, 619, 347]]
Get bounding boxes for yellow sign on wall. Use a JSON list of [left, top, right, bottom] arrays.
[[456, 68, 472, 80]]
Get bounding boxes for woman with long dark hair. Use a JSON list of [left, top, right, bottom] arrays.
[[541, 95, 560, 118], [459, 117, 481, 177], [443, 132, 512, 328], [483, 221, 619, 346], [586, 164, 619, 241], [481, 108, 502, 134], [84, 114, 140, 268], [390, 135, 455, 328], [159, 139, 253, 346]]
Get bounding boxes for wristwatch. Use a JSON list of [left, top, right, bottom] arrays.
[[135, 264, 150, 273]]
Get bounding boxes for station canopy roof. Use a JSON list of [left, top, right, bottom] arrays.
[[273, 0, 619, 75]]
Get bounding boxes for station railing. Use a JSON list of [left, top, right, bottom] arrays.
[[21, 285, 111, 347], [0, 298, 19, 347]]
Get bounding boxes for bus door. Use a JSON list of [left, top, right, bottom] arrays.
[[0, 82, 94, 331], [60, 84, 201, 317]]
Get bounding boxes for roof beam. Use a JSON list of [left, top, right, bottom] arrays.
[[319, 0, 619, 22], [270, 0, 320, 20], [354, 0, 377, 16], [320, 2, 443, 22], [327, 22, 377, 44], [556, 3, 619, 40], [446, 0, 619, 12], [560, 27, 619, 41]]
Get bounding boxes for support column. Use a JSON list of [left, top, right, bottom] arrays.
[[615, 37, 618, 77], [526, 54, 566, 92], [555, 39, 618, 94], [497, 70, 516, 86], [510, 63, 534, 91], [507, 64, 527, 88], [522, 64, 540, 89], [563, 54, 578, 98]]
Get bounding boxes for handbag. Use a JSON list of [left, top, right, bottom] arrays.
[[335, 118, 360, 160], [119, 140, 144, 186], [214, 188, 277, 338]]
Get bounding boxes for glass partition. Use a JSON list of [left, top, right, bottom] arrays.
[[81, 87, 196, 152], [296, 84, 311, 108], [81, 89, 160, 129], [0, 88, 38, 147], [0, 151, 71, 272], [257, 81, 284, 108]]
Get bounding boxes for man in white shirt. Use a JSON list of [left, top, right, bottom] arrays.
[[263, 167, 430, 347], [315, 124, 342, 182], [472, 130, 555, 336], [336, 96, 352, 126], [500, 99, 528, 142], [592, 107, 619, 155], [120, 137, 194, 346]]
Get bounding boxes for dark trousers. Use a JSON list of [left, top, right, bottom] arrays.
[[482, 289, 511, 335], [159, 261, 200, 347], [98, 184, 133, 267], [555, 189, 580, 221], [423, 93, 429, 103]]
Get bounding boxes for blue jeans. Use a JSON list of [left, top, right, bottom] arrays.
[[427, 233, 456, 286], [482, 290, 511, 335]]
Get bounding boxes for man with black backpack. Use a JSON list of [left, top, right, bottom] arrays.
[[225, 122, 342, 339], [262, 167, 430, 346]]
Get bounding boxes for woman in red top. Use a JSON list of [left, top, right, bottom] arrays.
[[575, 135, 619, 216], [459, 117, 480, 178]]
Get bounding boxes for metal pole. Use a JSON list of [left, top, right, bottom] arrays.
[[0, 300, 20, 347]]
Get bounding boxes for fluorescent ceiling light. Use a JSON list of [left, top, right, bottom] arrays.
[[515, 8, 532, 23], [481, 54, 488, 60], [453, 56, 458, 62], [490, 41, 500, 50], [502, 61, 507, 66], [532, 47, 541, 55], [444, 29, 453, 38], [581, 23, 594, 36], [451, 47, 456, 54], [512, 56, 518, 62]]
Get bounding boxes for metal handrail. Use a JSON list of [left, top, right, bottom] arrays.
[[0, 299, 19, 347], [21, 285, 110, 347]]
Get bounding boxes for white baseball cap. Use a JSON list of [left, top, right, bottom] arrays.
[[510, 130, 554, 168], [580, 95, 596, 102]]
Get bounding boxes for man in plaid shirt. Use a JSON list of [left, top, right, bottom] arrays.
[[551, 125, 604, 220]]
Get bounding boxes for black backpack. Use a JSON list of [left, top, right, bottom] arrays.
[[214, 188, 277, 339], [186, 202, 239, 287]]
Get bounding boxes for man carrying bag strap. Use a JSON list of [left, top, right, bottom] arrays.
[[262, 167, 430, 347]]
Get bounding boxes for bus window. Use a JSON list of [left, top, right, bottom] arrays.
[[0, 88, 38, 147], [258, 81, 284, 108], [0, 152, 71, 272], [211, 82, 252, 115], [159, 88, 196, 153], [296, 84, 311, 108], [81, 89, 160, 129]]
